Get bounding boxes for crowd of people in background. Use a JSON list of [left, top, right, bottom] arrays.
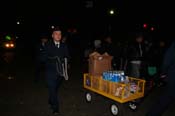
[[35, 30, 171, 90], [83, 32, 168, 87]]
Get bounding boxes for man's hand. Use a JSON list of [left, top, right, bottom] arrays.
[[160, 74, 167, 79]]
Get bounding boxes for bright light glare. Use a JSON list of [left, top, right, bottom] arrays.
[[17, 21, 20, 25], [5, 44, 10, 47], [110, 10, 114, 15], [10, 44, 14, 47], [51, 26, 55, 29]]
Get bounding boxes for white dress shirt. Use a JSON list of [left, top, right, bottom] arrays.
[[54, 41, 60, 48]]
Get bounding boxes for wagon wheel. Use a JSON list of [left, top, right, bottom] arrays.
[[85, 92, 93, 102], [110, 103, 124, 116], [128, 101, 137, 111]]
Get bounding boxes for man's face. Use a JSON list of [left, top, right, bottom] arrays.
[[105, 37, 112, 43], [41, 38, 48, 43], [52, 31, 62, 42], [136, 37, 143, 43], [160, 41, 165, 47]]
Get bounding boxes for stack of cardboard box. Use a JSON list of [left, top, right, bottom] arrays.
[[88, 52, 113, 76]]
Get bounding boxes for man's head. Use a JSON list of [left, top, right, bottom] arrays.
[[135, 33, 144, 43], [41, 37, 48, 43], [94, 39, 101, 48], [52, 27, 62, 42], [105, 36, 112, 44], [136, 36, 143, 43], [134, 32, 145, 43], [159, 40, 165, 47]]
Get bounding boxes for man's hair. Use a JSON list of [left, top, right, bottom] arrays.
[[52, 26, 62, 33], [40, 35, 48, 39], [135, 32, 144, 39]]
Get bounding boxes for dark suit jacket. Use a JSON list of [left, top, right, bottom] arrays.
[[44, 40, 70, 76]]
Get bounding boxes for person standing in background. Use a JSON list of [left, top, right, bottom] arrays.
[[35, 36, 48, 83], [126, 33, 147, 78]]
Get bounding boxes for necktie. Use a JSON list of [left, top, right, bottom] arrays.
[[56, 44, 59, 48], [139, 44, 142, 57], [42, 43, 45, 47]]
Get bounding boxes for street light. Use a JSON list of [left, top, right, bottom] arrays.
[[17, 21, 20, 25], [109, 10, 114, 15], [51, 26, 55, 29]]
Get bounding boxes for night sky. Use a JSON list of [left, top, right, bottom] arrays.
[[0, 0, 174, 41]]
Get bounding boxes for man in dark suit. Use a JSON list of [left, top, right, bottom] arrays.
[[44, 27, 70, 115], [126, 33, 147, 78]]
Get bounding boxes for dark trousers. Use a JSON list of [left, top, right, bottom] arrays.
[[146, 86, 175, 116], [46, 72, 63, 112]]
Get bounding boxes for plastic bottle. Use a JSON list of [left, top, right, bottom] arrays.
[[125, 76, 129, 84]]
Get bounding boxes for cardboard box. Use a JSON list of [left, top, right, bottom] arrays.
[[89, 52, 112, 76]]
